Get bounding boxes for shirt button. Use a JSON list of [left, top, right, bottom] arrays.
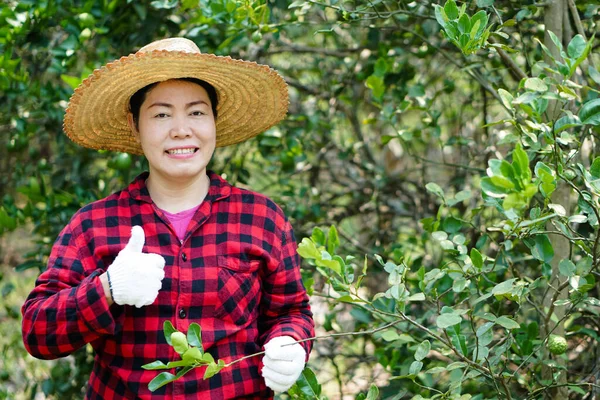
[[179, 309, 186, 318], [182, 253, 187, 262]]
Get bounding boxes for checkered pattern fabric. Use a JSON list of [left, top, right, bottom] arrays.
[[21, 171, 314, 399]]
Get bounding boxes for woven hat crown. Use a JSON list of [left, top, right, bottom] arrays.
[[138, 38, 201, 53]]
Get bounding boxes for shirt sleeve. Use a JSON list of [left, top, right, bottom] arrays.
[[21, 220, 119, 360], [258, 218, 315, 358]]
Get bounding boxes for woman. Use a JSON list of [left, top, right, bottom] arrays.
[[21, 38, 315, 399]]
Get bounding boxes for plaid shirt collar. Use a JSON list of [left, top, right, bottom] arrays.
[[129, 170, 232, 205]]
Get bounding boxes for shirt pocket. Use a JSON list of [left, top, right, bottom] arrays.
[[214, 255, 262, 326]]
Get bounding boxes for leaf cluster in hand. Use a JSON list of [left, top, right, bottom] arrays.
[[141, 321, 226, 392]]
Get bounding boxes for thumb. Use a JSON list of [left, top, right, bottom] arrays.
[[122, 225, 145, 253]]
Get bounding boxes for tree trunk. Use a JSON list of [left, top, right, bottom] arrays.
[[542, 1, 569, 399]]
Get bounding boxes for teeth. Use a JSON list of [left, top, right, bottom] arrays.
[[168, 148, 195, 155]]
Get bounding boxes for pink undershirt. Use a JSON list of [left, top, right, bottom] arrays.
[[159, 204, 201, 241]]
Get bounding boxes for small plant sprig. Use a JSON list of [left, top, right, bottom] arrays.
[[143, 319, 402, 394], [142, 321, 227, 392]]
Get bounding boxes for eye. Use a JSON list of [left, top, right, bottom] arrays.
[[154, 113, 169, 118], [190, 110, 206, 116]]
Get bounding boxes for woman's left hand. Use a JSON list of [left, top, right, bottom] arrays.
[[261, 336, 306, 392]]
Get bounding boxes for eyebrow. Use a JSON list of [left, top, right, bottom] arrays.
[[146, 100, 209, 109]]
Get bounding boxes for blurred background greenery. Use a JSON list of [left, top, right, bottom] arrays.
[[1, 0, 599, 399]]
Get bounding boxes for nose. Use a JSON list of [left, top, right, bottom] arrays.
[[169, 116, 192, 138]]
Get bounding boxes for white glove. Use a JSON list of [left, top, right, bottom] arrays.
[[261, 336, 306, 393], [106, 226, 166, 308]]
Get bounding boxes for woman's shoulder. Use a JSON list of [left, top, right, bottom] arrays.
[[228, 185, 285, 215], [64, 180, 141, 233]]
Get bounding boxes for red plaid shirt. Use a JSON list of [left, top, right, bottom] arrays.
[[22, 171, 315, 399]]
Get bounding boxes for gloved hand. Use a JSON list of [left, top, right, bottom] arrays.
[[106, 226, 166, 308], [261, 336, 306, 393]]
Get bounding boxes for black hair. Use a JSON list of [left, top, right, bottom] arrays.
[[128, 78, 219, 130]]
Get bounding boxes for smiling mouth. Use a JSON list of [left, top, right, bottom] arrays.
[[166, 148, 198, 155]]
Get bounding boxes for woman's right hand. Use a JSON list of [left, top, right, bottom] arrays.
[[103, 226, 166, 308]]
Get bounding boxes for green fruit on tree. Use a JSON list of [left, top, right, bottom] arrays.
[[171, 332, 189, 354], [563, 169, 576, 180], [547, 335, 567, 355], [112, 153, 132, 170], [251, 31, 262, 43]]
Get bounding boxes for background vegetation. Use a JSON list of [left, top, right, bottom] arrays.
[[1, 0, 599, 399]]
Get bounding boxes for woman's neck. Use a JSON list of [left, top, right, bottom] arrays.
[[146, 171, 210, 213]]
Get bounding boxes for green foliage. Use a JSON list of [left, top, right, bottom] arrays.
[[142, 322, 228, 391], [434, 0, 493, 55], [2, 0, 600, 398]]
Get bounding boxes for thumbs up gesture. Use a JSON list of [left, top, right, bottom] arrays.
[[106, 226, 166, 308]]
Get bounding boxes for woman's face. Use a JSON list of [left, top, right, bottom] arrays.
[[129, 79, 217, 182]]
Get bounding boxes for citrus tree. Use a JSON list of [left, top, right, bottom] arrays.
[[1, 0, 599, 399]]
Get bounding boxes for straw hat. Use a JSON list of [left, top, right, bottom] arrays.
[[63, 38, 289, 155]]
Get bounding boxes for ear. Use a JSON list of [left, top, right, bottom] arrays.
[[127, 113, 141, 143]]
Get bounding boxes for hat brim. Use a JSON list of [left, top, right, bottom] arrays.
[[63, 50, 289, 155]]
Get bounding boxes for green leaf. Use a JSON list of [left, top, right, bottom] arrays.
[[452, 277, 469, 293], [142, 360, 169, 370], [288, 0, 306, 8], [567, 34, 586, 59], [470, 19, 481, 40], [444, 0, 459, 20], [203, 362, 224, 380], [457, 14, 470, 34], [327, 225, 340, 254], [524, 77, 548, 92], [202, 352, 215, 364], [164, 321, 176, 346], [311, 227, 325, 247], [426, 182, 445, 199], [498, 88, 514, 110], [579, 98, 600, 126], [589, 66, 600, 85], [315, 251, 342, 275], [470, 248, 483, 269], [60, 74, 82, 89], [554, 114, 581, 133], [166, 359, 193, 369], [496, 316, 520, 330], [409, 360, 423, 375], [476, 321, 494, 337], [293, 368, 322, 398], [406, 292, 426, 301], [366, 75, 385, 100], [480, 177, 508, 198], [182, 347, 204, 363], [436, 313, 462, 328], [491, 278, 517, 295], [434, 5, 448, 28], [381, 330, 401, 342], [591, 157, 600, 179], [374, 58, 388, 77], [531, 234, 554, 263], [491, 175, 516, 190], [415, 340, 431, 361], [426, 366, 448, 374], [297, 238, 320, 260], [187, 323, 203, 349], [150, 0, 178, 9], [512, 144, 530, 182], [558, 259, 576, 277], [470, 10, 488, 36], [547, 30, 565, 58], [148, 372, 177, 392], [366, 384, 380, 400], [476, 0, 494, 7]]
